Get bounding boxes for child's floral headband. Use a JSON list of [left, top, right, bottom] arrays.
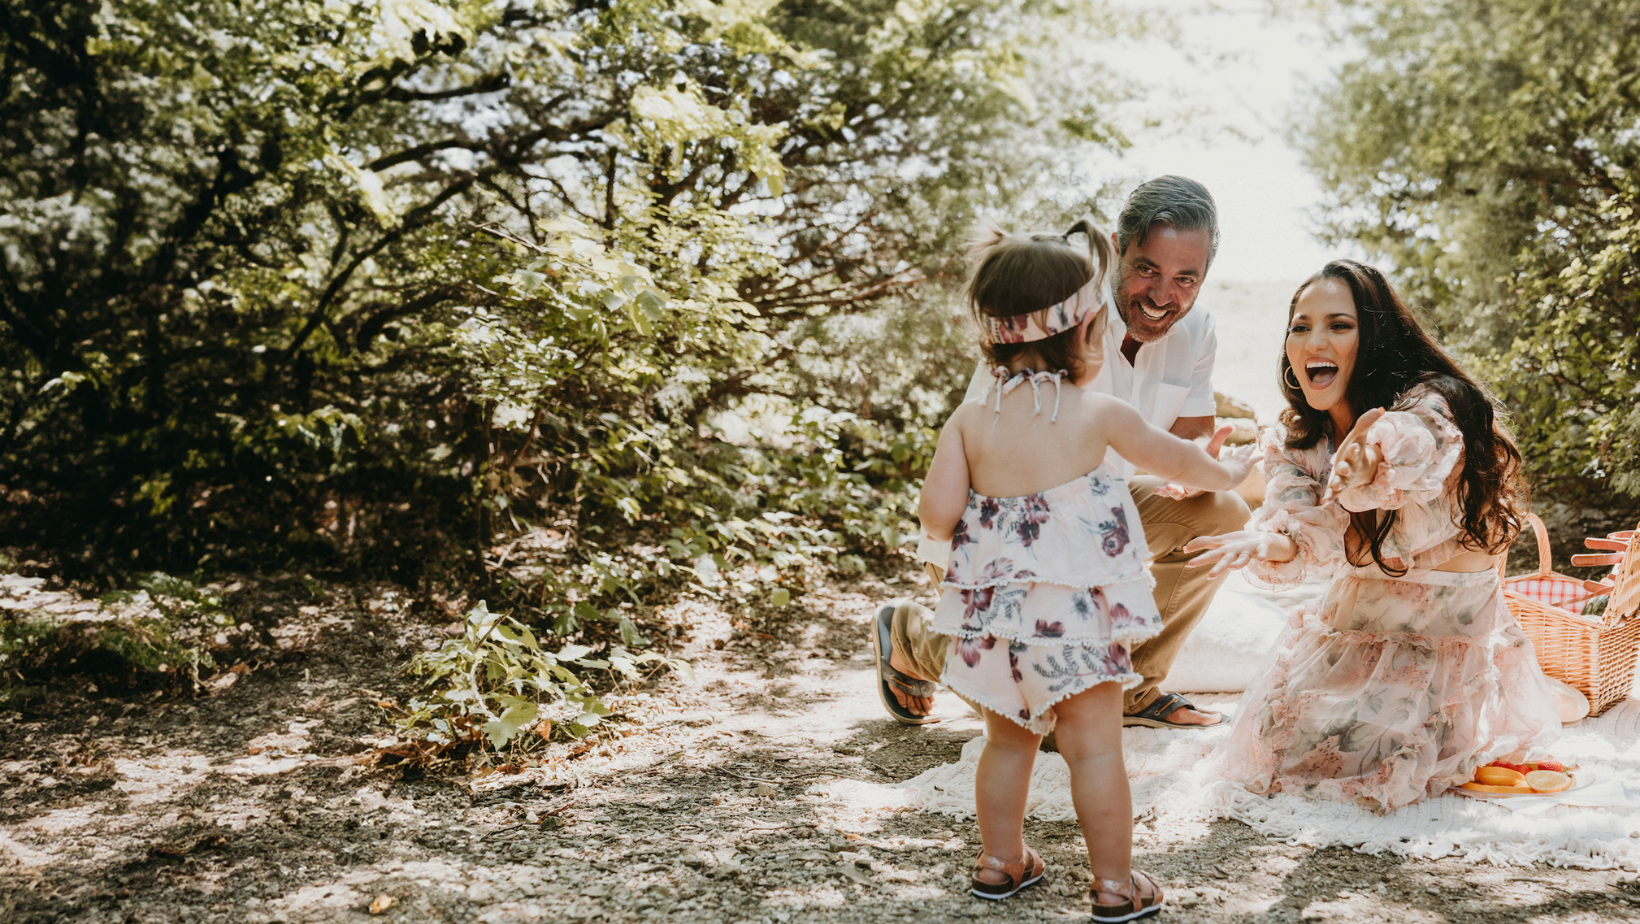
[[979, 274, 1108, 345]]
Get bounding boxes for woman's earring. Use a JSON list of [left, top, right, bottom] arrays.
[[1284, 365, 1303, 391]]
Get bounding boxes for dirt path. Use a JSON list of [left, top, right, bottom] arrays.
[[2, 565, 1636, 923]]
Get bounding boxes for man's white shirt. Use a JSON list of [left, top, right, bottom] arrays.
[[962, 300, 1218, 479]]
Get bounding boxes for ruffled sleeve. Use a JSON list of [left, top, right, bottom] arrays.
[[1335, 390, 1464, 514], [1244, 426, 1348, 590]]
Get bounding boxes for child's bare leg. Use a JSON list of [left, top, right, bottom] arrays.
[[974, 707, 1041, 884], [1051, 681, 1136, 892]]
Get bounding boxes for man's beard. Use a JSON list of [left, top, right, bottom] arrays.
[[1114, 271, 1189, 343]]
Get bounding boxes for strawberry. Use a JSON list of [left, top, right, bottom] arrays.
[[1535, 759, 1565, 773]]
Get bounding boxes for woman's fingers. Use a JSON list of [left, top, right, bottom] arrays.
[[1331, 407, 1383, 468], [1323, 413, 1388, 506], [1362, 441, 1383, 475], [1206, 546, 1253, 579], [1183, 533, 1230, 554], [1188, 548, 1224, 568], [1188, 532, 1264, 574]]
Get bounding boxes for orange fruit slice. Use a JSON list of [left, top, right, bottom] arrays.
[[1525, 770, 1573, 793], [1460, 782, 1534, 794], [1476, 766, 1527, 786]]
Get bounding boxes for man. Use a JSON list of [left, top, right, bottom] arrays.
[[872, 175, 1251, 730]]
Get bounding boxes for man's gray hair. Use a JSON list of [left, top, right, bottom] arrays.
[[1115, 175, 1219, 267]]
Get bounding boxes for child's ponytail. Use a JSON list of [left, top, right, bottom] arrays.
[[1062, 216, 1115, 299], [964, 216, 1114, 379]]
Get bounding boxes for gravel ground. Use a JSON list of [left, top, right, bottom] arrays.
[[2, 564, 1636, 923]]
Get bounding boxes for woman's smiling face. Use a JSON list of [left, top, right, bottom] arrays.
[[1286, 278, 1360, 431]]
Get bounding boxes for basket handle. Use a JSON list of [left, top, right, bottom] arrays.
[[1572, 553, 1624, 567], [1586, 537, 1629, 551], [1515, 512, 1554, 579]]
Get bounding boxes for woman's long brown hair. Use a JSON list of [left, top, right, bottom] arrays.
[[1278, 260, 1527, 572]]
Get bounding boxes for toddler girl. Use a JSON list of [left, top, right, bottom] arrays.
[[918, 219, 1256, 921]]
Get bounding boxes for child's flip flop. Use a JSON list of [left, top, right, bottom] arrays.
[[872, 604, 940, 725]]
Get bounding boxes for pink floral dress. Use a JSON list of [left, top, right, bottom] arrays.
[[1216, 385, 1561, 810], [932, 464, 1161, 733]]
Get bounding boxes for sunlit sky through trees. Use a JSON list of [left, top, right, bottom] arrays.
[[1074, 1, 1365, 418], [1092, 1, 1355, 282]]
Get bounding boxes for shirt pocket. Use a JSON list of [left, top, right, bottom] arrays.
[[1152, 382, 1191, 429]]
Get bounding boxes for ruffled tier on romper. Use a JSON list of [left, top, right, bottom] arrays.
[[932, 465, 1161, 734], [1215, 566, 1562, 812]]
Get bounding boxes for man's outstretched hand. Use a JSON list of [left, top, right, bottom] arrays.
[[1153, 423, 1239, 501]]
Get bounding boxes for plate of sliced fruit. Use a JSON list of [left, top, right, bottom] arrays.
[[1453, 759, 1581, 798]]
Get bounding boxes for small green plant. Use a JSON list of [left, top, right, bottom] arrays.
[[0, 572, 226, 700], [396, 602, 691, 755]]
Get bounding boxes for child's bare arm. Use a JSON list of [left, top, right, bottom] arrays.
[[918, 417, 971, 542], [1099, 398, 1255, 493]]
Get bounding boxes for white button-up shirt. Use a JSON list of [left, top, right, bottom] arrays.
[[964, 299, 1218, 479]]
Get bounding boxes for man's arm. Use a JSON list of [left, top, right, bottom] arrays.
[[1169, 415, 1215, 442], [1169, 311, 1218, 442]]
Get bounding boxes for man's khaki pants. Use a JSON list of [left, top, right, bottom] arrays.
[[891, 477, 1251, 717]]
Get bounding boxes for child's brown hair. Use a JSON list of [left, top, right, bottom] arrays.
[[966, 217, 1115, 380]]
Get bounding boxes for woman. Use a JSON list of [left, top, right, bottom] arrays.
[[1185, 260, 1560, 811]]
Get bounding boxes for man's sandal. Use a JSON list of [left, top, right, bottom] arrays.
[[1122, 691, 1227, 729], [871, 604, 940, 725], [1090, 869, 1164, 922], [969, 845, 1045, 900]]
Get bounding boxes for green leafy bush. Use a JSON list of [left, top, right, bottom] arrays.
[[1, 0, 1137, 730], [396, 601, 690, 755], [1, 0, 1127, 576], [1304, 0, 1640, 499]]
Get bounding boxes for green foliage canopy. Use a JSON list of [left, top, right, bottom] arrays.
[[1304, 0, 1640, 496], [0, 0, 1131, 575]]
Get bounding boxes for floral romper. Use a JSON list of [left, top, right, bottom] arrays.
[[1216, 385, 1561, 810], [932, 463, 1162, 734]]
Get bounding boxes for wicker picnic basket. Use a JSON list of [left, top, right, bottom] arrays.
[[1500, 513, 1640, 717]]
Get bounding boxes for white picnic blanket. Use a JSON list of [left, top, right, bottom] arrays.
[[1164, 569, 1304, 693], [812, 692, 1640, 870]]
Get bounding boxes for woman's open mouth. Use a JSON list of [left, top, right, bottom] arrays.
[[1305, 359, 1339, 388]]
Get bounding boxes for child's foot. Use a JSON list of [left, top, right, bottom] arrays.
[[1090, 869, 1163, 922], [969, 845, 1044, 900]]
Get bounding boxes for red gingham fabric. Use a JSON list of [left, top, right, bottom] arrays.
[[1508, 578, 1587, 610]]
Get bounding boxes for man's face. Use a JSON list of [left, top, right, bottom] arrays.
[[1111, 224, 1212, 343]]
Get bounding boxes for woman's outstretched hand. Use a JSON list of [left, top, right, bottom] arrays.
[[1183, 530, 1298, 579], [1321, 407, 1387, 506]]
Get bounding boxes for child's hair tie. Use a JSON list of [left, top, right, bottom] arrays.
[[979, 273, 1107, 346]]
